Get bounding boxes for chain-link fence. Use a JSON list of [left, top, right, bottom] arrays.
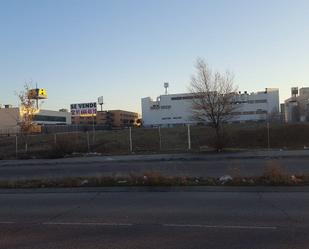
[[1, 123, 309, 159]]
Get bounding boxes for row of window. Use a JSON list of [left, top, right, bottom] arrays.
[[233, 99, 268, 104], [169, 96, 268, 104], [231, 110, 268, 115], [33, 115, 66, 122], [150, 105, 172, 110], [120, 113, 136, 118], [162, 116, 182, 120], [171, 96, 196, 100]]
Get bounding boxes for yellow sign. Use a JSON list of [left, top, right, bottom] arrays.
[[28, 88, 48, 99]]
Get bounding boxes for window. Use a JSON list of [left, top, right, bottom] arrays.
[[255, 99, 267, 103], [33, 115, 66, 122], [256, 109, 267, 114], [171, 97, 182, 100], [160, 105, 171, 109], [171, 96, 195, 100], [231, 112, 242, 115], [150, 105, 160, 110], [242, 111, 255, 115]]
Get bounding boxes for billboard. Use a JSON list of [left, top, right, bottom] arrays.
[[28, 88, 48, 99], [70, 102, 97, 116]]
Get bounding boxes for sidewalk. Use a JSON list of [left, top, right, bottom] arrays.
[[1, 149, 309, 167]]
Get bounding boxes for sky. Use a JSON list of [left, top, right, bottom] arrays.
[[1, 0, 309, 113]]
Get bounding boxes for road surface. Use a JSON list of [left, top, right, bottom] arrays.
[[0, 156, 309, 180], [0, 187, 309, 249]]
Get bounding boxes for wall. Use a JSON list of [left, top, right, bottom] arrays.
[[0, 107, 20, 133]]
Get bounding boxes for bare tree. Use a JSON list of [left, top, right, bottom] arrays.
[[17, 84, 38, 133], [189, 58, 238, 150], [16, 83, 40, 152]]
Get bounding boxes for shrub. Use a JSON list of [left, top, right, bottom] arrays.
[[261, 161, 291, 185]]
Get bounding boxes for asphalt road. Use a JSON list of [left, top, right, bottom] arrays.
[[0, 187, 309, 249], [0, 156, 309, 180]]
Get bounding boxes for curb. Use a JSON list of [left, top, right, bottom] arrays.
[[1, 186, 309, 194]]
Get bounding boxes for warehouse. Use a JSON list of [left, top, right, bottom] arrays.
[[0, 106, 71, 134], [141, 88, 280, 127]]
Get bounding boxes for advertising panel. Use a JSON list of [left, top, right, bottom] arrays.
[[70, 102, 97, 116], [28, 88, 48, 99]]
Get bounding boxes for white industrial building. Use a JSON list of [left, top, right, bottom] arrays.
[[284, 87, 309, 123], [0, 106, 71, 134], [141, 88, 279, 127]]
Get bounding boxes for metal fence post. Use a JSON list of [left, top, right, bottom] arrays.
[[129, 127, 133, 153], [87, 131, 90, 152], [25, 138, 28, 153], [15, 135, 18, 158], [187, 124, 191, 151], [92, 114, 95, 145], [267, 122, 270, 151], [158, 126, 162, 151]]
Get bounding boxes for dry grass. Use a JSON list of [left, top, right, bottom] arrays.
[[1, 123, 309, 159], [1, 169, 309, 189], [260, 161, 290, 185]]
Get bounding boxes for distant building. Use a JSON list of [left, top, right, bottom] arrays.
[[72, 110, 140, 128], [97, 110, 140, 128], [280, 103, 285, 123], [70, 101, 140, 128], [0, 105, 71, 134], [141, 88, 280, 127], [284, 87, 309, 123]]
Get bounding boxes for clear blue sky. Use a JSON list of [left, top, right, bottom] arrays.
[[1, 0, 309, 112]]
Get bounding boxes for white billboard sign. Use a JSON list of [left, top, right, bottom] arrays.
[[70, 102, 97, 116]]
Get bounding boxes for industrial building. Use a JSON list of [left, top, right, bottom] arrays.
[[71, 109, 140, 128], [284, 87, 309, 123], [141, 88, 280, 127], [96, 110, 140, 128], [0, 105, 71, 134]]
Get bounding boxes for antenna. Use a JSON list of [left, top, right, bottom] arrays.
[[164, 82, 169, 95], [98, 96, 104, 111]]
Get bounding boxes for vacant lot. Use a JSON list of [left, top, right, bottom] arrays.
[[1, 123, 309, 159]]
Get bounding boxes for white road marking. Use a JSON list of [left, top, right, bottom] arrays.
[[163, 224, 277, 230], [0, 221, 16, 224], [0, 221, 277, 230], [42, 222, 133, 226]]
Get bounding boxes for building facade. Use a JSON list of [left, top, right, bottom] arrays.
[[98, 110, 140, 128], [72, 110, 140, 128], [0, 106, 71, 134], [141, 88, 280, 127], [284, 87, 309, 123]]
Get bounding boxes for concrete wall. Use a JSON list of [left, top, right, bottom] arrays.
[[0, 107, 20, 133]]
